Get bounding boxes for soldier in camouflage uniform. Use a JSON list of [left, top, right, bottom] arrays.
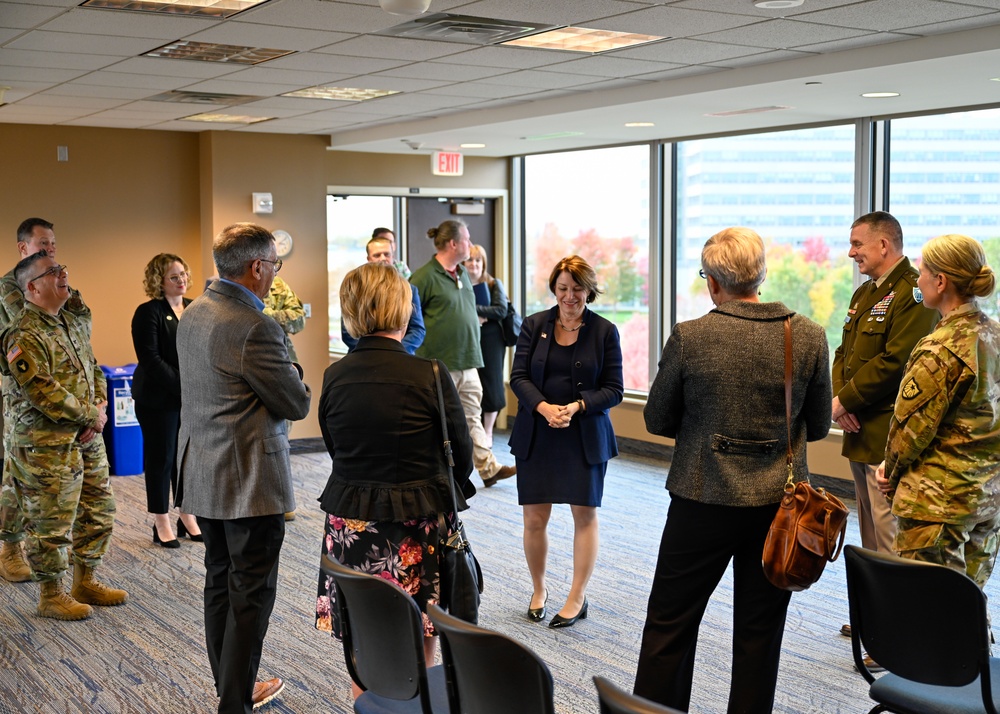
[[0, 252, 127, 620], [0, 218, 90, 582], [878, 234, 1000, 588], [372, 227, 411, 279], [264, 275, 306, 362]]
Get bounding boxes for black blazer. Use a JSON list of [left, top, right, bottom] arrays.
[[318, 336, 475, 521], [509, 306, 624, 466], [131, 297, 190, 410]]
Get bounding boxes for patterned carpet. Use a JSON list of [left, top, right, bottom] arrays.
[[0, 434, 994, 713]]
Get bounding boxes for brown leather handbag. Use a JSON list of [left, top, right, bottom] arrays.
[[762, 318, 849, 592]]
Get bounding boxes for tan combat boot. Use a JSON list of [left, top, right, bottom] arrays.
[[71, 562, 128, 606], [0, 540, 31, 582], [38, 579, 93, 620]]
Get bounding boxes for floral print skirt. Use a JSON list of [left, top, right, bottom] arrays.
[[315, 511, 457, 639]]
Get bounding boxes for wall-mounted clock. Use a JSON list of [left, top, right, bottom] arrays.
[[273, 229, 293, 258]]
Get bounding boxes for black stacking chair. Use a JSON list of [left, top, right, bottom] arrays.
[[593, 676, 686, 714], [427, 603, 555, 714], [844, 544, 1000, 713], [320, 554, 449, 714]]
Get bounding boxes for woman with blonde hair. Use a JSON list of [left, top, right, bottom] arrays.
[[464, 244, 508, 442], [131, 253, 200, 547], [315, 262, 475, 696], [877, 233, 1000, 588]]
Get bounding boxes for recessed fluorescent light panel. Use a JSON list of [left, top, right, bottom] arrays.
[[460, 143, 486, 148], [861, 92, 900, 98], [145, 41, 292, 64], [625, 122, 655, 127], [80, 0, 269, 18], [182, 113, 272, 123], [705, 105, 793, 117], [504, 27, 664, 53], [282, 86, 400, 101], [522, 131, 585, 141]]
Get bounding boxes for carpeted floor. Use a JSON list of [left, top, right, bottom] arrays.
[[1, 434, 995, 713]]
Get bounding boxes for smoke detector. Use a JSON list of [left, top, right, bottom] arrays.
[[380, 0, 431, 15]]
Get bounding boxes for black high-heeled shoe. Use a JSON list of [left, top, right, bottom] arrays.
[[153, 525, 180, 549], [527, 590, 548, 622], [548, 598, 588, 629], [176, 518, 204, 542]]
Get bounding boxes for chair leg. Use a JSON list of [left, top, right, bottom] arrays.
[[868, 705, 889, 714]]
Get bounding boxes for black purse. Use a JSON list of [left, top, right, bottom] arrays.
[[501, 300, 523, 347], [431, 360, 484, 624]]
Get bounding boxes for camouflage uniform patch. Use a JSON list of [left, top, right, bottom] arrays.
[[263, 276, 306, 363]]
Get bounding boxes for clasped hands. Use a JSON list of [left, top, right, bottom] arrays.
[[831, 396, 861, 433], [79, 400, 109, 444], [538, 400, 581, 429]]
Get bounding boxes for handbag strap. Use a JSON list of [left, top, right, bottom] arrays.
[[431, 359, 461, 516], [784, 316, 796, 487]]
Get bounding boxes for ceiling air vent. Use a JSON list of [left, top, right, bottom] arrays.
[[146, 90, 263, 106], [376, 13, 562, 45]]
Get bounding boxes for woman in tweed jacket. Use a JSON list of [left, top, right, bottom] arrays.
[[634, 227, 832, 714]]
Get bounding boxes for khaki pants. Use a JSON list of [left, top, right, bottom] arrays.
[[450, 368, 501, 483]]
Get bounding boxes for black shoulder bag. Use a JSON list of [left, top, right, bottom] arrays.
[[431, 360, 484, 624]]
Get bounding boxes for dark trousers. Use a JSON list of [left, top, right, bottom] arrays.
[[634, 496, 791, 714], [199, 514, 285, 714], [135, 404, 180, 513]]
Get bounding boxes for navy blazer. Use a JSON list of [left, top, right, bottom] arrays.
[[131, 297, 191, 410], [508, 306, 623, 465]]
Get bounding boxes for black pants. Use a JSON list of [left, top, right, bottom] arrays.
[[200, 514, 285, 714], [634, 496, 791, 714], [135, 404, 180, 514]]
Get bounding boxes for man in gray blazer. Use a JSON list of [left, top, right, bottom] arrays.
[[177, 223, 311, 714]]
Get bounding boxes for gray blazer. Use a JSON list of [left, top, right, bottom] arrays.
[[645, 301, 832, 507], [176, 280, 312, 519]]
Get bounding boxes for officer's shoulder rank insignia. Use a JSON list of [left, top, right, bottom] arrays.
[[901, 378, 921, 399]]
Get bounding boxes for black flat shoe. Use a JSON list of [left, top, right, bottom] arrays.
[[153, 525, 180, 549], [548, 598, 588, 629], [176, 518, 204, 542], [527, 590, 548, 622]]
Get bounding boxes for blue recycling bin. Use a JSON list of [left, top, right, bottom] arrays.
[[100, 364, 143, 476]]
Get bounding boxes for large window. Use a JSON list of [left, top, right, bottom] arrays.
[[888, 107, 1000, 318], [524, 146, 651, 391], [676, 126, 857, 350], [327, 195, 394, 352]]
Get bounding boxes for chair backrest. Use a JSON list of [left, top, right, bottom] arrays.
[[320, 554, 434, 711], [844, 545, 993, 693], [593, 676, 686, 714], [427, 603, 555, 714]]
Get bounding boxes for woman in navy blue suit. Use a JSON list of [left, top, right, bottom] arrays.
[[509, 255, 624, 628], [130, 253, 198, 548]]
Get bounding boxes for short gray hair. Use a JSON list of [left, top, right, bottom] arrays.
[[213, 223, 274, 279], [701, 227, 767, 296]]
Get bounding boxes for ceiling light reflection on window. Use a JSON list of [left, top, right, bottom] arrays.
[[80, 0, 268, 19], [503, 27, 664, 53], [282, 86, 400, 101], [182, 113, 273, 123], [625, 122, 655, 127], [145, 41, 292, 64], [861, 92, 900, 98]]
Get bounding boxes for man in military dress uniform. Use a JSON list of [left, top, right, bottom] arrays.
[[832, 211, 937, 644], [0, 218, 90, 583], [0, 252, 127, 619]]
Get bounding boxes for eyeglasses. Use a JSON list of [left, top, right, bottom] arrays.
[[698, 269, 707, 279], [28, 264, 67, 283], [260, 258, 282, 273], [166, 272, 190, 285]]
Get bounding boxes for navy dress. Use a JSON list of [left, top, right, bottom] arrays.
[[473, 281, 507, 413], [516, 340, 607, 507]]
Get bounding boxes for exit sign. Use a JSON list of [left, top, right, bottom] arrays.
[[432, 151, 464, 176]]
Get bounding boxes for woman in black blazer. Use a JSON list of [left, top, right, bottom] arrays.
[[131, 253, 197, 548], [315, 262, 474, 696], [509, 255, 624, 628]]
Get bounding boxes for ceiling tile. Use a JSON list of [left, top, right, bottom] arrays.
[[106, 56, 245, 79], [73, 71, 198, 90], [437, 44, 576, 70], [630, 63, 723, 82], [0, 47, 122, 70], [477, 69, 605, 89], [538, 55, 680, 78], [443, 0, 648, 25], [290, 52, 410, 74], [186, 20, 350, 52], [900, 13, 1000, 35], [697, 19, 872, 49], [608, 37, 774, 65], [181, 78, 308, 95], [334, 74, 455, 91], [0, 28, 21, 43], [670, 0, 861, 17], [709, 48, 816, 68], [40, 84, 153, 100], [420, 82, 540, 99], [0, 1, 68, 29], [62, 116, 165, 128], [235, 96, 352, 111], [800, 0, 994, 32], [377, 61, 511, 81], [795, 31, 915, 54], [315, 34, 468, 61], [37, 7, 215, 38], [344, 91, 479, 111], [595, 5, 763, 37], [236, 0, 399, 33], [0, 65, 89, 83], [219, 65, 351, 86], [7, 30, 164, 55], [18, 93, 127, 110]]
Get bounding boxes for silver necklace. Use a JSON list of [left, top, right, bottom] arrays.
[[558, 319, 583, 332]]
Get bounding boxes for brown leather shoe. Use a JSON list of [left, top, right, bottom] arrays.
[[482, 464, 516, 488], [252, 678, 284, 709], [859, 653, 885, 674], [840, 623, 851, 637]]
